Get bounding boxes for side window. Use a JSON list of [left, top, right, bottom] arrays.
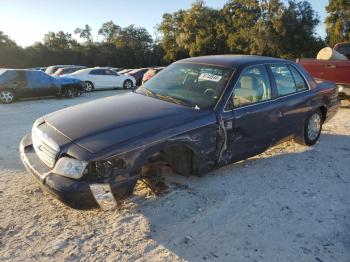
[[105, 69, 117, 76], [269, 65, 297, 96], [0, 70, 18, 85], [226, 65, 272, 109], [289, 66, 308, 91], [89, 69, 105, 75]]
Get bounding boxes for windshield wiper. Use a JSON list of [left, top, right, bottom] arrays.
[[138, 86, 156, 98], [156, 94, 183, 105], [157, 94, 200, 109]]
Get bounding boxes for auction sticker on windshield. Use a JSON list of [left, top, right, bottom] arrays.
[[198, 73, 223, 82]]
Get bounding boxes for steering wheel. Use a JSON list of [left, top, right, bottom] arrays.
[[204, 88, 218, 100]]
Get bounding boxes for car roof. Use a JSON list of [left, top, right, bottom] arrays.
[[72, 67, 111, 74], [0, 69, 48, 77], [0, 69, 43, 72], [177, 55, 289, 69]]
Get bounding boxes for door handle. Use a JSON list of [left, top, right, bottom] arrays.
[[276, 111, 284, 118], [325, 64, 336, 69]]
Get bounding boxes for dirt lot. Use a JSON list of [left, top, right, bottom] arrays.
[[0, 92, 349, 262]]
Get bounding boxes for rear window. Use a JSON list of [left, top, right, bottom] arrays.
[[336, 45, 350, 59]]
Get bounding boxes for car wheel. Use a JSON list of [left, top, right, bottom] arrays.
[[84, 81, 94, 92], [295, 110, 323, 146], [123, 80, 133, 89], [0, 90, 15, 104], [64, 88, 77, 98]]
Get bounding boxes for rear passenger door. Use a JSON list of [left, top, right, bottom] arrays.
[[222, 65, 282, 162], [104, 69, 122, 87], [268, 64, 310, 139]]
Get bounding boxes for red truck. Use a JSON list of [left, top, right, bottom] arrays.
[[298, 42, 350, 100]]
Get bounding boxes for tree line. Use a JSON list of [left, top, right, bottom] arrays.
[[0, 0, 349, 69]]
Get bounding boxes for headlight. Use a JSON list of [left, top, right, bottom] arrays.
[[53, 157, 88, 179]]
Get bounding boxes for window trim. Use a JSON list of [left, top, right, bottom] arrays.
[[288, 65, 308, 93], [223, 62, 311, 113]]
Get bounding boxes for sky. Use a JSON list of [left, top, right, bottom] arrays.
[[0, 0, 329, 47]]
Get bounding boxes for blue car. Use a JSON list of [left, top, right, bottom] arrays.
[[20, 55, 340, 209], [0, 69, 84, 103]]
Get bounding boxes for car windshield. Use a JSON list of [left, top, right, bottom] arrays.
[[136, 63, 233, 109]]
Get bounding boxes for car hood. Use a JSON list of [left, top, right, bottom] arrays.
[[44, 92, 211, 154]]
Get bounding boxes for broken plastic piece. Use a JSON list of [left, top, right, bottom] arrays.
[[90, 183, 117, 210]]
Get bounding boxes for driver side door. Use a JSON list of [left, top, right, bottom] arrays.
[[221, 65, 283, 163]]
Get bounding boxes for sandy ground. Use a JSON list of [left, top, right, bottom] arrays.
[[0, 91, 349, 262]]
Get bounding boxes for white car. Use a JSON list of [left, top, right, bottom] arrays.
[[69, 68, 136, 92]]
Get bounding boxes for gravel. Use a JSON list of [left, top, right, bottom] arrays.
[[0, 92, 349, 262]]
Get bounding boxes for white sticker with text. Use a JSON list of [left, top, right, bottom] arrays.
[[198, 73, 223, 82]]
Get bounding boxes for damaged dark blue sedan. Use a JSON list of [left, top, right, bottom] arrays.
[[20, 55, 340, 209]]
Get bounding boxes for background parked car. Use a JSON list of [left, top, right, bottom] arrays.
[[334, 42, 350, 59], [142, 67, 165, 84], [126, 68, 149, 86], [27, 67, 47, 72], [0, 69, 84, 104], [68, 68, 136, 92], [118, 69, 133, 74], [45, 65, 81, 75], [107, 67, 124, 73], [298, 42, 350, 99], [54, 66, 87, 77]]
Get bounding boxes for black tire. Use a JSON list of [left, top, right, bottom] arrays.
[[295, 110, 323, 146], [63, 87, 77, 98], [84, 81, 94, 92], [123, 79, 133, 89], [0, 89, 15, 104]]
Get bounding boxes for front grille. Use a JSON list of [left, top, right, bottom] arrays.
[[32, 125, 60, 168]]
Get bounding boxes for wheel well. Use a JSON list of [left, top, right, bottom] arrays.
[[319, 106, 327, 122], [141, 145, 199, 177]]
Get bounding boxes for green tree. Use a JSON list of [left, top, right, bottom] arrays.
[[157, 10, 188, 62], [0, 31, 17, 47], [221, 0, 260, 54], [74, 24, 93, 43], [158, 1, 227, 62], [178, 0, 226, 56], [325, 0, 350, 46], [0, 31, 24, 68], [43, 31, 77, 50], [222, 0, 322, 58], [98, 21, 121, 43]]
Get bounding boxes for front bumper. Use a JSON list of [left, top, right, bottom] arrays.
[[20, 134, 137, 209]]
